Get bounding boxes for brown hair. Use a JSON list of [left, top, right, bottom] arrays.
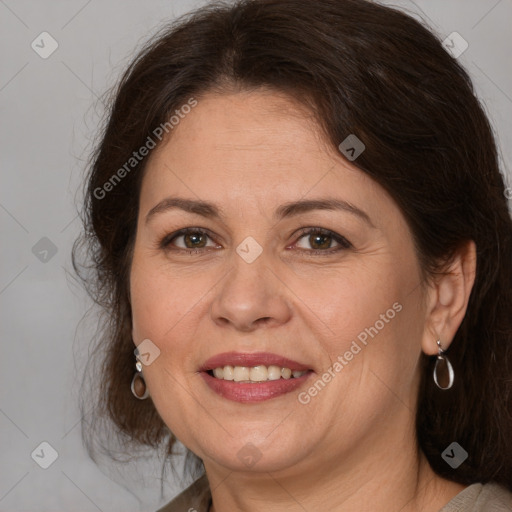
[[74, 0, 512, 491]]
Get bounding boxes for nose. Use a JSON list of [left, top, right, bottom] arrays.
[[210, 251, 292, 332]]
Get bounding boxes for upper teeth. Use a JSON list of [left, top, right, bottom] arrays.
[[212, 365, 307, 382]]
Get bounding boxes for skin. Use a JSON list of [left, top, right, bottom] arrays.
[[130, 89, 477, 512]]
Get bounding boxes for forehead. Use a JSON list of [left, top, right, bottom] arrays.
[[149, 90, 330, 169], [140, 91, 389, 224]]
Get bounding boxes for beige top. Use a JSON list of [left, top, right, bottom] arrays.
[[156, 475, 512, 512]]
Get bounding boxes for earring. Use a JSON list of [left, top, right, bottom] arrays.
[[433, 339, 454, 390], [131, 359, 149, 399]]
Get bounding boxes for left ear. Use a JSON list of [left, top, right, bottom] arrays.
[[421, 239, 477, 356]]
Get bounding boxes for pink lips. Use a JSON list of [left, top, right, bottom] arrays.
[[199, 351, 314, 403]]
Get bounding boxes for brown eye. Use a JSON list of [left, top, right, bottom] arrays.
[[183, 231, 208, 248], [308, 232, 333, 250], [160, 228, 219, 252], [294, 228, 352, 254]]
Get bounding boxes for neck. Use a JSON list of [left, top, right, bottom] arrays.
[[204, 415, 466, 512]]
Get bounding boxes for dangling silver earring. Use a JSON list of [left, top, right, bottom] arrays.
[[131, 358, 149, 399], [433, 339, 454, 390]]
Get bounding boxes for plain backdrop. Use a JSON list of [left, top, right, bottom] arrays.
[[1, 1, 511, 511]]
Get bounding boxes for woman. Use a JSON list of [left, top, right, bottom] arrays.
[[74, 0, 512, 510]]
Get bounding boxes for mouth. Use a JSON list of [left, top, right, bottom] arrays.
[[199, 352, 315, 403]]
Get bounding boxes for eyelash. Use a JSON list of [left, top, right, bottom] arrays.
[[159, 227, 352, 256]]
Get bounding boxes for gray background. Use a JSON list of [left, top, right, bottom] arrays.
[[1, 1, 511, 511]]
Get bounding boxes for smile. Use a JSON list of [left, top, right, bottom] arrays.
[[199, 352, 314, 402], [208, 365, 308, 382]]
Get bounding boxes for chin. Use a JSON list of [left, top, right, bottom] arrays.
[[195, 430, 314, 475]]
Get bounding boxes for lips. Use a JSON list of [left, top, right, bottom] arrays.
[[199, 351, 314, 403], [199, 352, 312, 372]]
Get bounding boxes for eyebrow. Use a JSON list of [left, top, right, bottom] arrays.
[[145, 196, 375, 228]]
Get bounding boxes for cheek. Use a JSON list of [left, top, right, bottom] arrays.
[[304, 263, 403, 346], [301, 256, 421, 399], [129, 257, 209, 440], [130, 256, 208, 342]]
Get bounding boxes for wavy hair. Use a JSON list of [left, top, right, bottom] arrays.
[[74, 0, 512, 491]]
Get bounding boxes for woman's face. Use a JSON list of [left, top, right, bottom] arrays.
[[130, 90, 430, 475]]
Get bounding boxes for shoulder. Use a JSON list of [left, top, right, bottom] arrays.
[[477, 483, 512, 511], [440, 482, 512, 511], [155, 474, 211, 512]]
